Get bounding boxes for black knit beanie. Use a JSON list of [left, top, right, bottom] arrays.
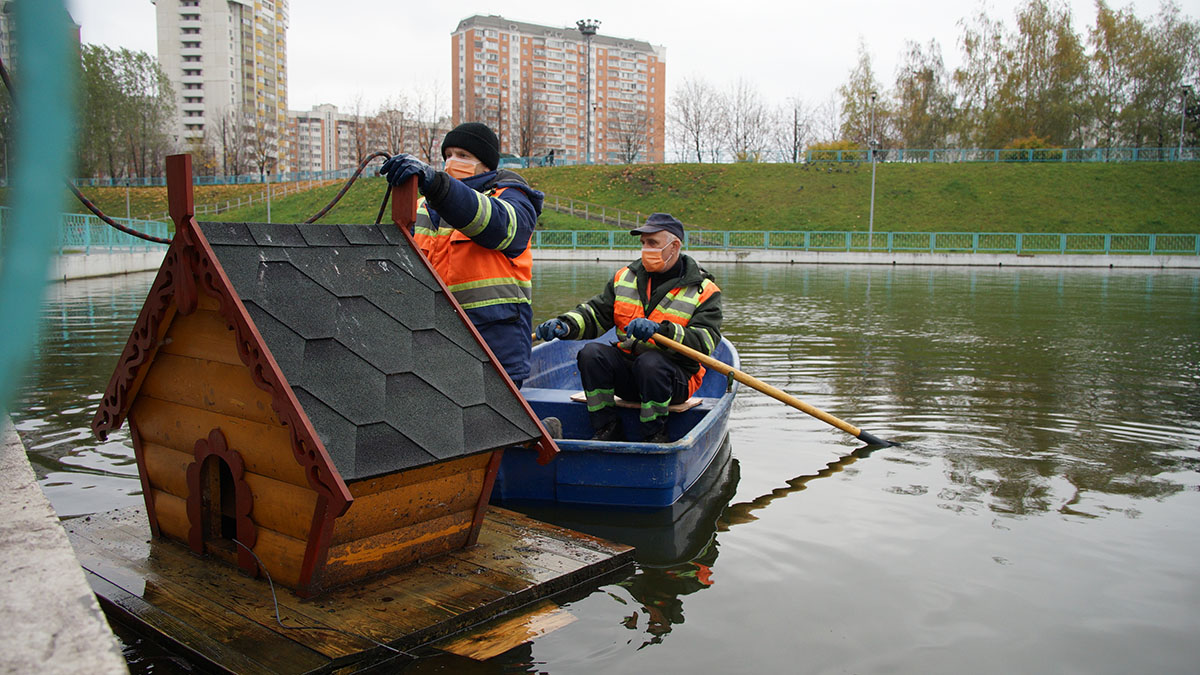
[[441, 122, 500, 171]]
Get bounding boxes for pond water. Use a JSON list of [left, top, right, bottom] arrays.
[[12, 261, 1200, 673]]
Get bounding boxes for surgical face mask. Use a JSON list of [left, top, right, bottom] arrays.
[[445, 156, 481, 179], [641, 241, 677, 272]]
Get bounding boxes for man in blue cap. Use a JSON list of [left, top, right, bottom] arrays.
[[536, 213, 723, 442]]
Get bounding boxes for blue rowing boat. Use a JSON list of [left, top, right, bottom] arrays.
[[493, 329, 741, 507]]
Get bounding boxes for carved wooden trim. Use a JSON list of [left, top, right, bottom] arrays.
[[185, 428, 257, 575], [93, 153, 352, 523]]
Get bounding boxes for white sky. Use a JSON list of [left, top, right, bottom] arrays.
[[66, 0, 1183, 115]]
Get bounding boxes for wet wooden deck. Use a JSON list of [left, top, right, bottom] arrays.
[[66, 505, 634, 673]]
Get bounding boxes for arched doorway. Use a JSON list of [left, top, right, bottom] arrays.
[[186, 428, 257, 575]]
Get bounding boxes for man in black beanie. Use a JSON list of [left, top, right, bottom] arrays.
[[379, 122, 543, 387]]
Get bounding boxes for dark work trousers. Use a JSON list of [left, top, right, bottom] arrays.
[[577, 342, 690, 439]]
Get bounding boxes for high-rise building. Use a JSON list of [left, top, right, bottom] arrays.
[[286, 104, 360, 174], [153, 0, 289, 173], [451, 15, 665, 164]]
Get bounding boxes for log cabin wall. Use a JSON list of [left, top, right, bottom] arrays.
[[129, 292, 315, 589], [320, 452, 494, 589]]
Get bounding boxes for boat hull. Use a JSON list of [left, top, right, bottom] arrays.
[[494, 331, 740, 507]]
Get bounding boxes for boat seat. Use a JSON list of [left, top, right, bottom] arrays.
[[568, 392, 702, 413]]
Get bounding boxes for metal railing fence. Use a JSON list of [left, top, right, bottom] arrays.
[[62, 145, 1200, 189], [507, 146, 1199, 166], [71, 161, 387, 188], [540, 195, 649, 229], [807, 146, 1200, 163], [0, 207, 171, 254], [533, 229, 1200, 255]]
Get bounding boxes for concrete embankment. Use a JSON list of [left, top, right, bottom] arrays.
[[0, 421, 128, 674], [52, 251, 166, 281], [535, 248, 1200, 269], [46, 247, 1200, 284]]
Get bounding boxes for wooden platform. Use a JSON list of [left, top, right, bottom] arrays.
[[65, 505, 633, 673]]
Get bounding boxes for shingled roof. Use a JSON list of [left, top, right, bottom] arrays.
[[198, 221, 542, 480]]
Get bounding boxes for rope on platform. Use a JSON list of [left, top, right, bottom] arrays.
[[231, 538, 415, 659]]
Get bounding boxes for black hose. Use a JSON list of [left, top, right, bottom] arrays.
[[305, 151, 391, 223]]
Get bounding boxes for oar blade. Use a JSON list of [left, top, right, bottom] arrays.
[[855, 429, 898, 447]]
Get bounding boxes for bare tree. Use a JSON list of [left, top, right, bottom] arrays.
[[412, 83, 447, 165], [669, 76, 725, 162], [372, 95, 410, 155], [773, 98, 815, 162], [812, 94, 843, 143], [349, 94, 370, 163], [513, 85, 546, 159], [248, 125, 278, 181], [725, 78, 772, 161], [217, 108, 250, 176], [609, 109, 649, 164]]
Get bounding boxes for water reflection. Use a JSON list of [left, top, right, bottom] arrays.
[[14, 273, 153, 517], [513, 439, 885, 650], [13, 261, 1200, 673]]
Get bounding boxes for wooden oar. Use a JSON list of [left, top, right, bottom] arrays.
[[649, 333, 898, 447]]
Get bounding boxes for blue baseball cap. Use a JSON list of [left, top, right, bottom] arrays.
[[630, 213, 684, 241]]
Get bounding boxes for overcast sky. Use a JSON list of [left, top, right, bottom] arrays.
[[66, 0, 1179, 115]]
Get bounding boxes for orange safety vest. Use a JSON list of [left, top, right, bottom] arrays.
[[610, 266, 721, 396], [411, 187, 533, 314]]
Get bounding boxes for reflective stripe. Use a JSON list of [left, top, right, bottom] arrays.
[[585, 388, 615, 412], [565, 310, 586, 331], [459, 190, 494, 238], [494, 194, 519, 250], [640, 398, 670, 422], [449, 278, 532, 309]]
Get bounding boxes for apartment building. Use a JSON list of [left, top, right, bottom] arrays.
[[153, 0, 289, 171], [451, 15, 665, 164], [286, 104, 360, 173]]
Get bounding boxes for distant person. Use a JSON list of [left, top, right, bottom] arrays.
[[379, 122, 543, 388], [535, 213, 722, 442], [547, 149, 555, 166]]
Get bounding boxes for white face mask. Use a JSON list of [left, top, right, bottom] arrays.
[[445, 156, 481, 179]]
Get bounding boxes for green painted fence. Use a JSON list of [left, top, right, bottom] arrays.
[[0, 207, 171, 254], [533, 230, 1200, 255]]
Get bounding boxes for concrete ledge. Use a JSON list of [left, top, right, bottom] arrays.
[[0, 421, 128, 674], [52, 251, 166, 281], [533, 248, 1200, 269]]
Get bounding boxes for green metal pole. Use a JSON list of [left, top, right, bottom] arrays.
[[0, 0, 76, 414]]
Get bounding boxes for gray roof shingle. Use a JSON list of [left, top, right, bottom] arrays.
[[199, 221, 541, 480]]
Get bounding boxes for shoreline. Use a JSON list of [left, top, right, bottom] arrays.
[[43, 247, 1200, 283]]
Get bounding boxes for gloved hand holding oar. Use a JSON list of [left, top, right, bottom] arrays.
[[646, 333, 898, 448]]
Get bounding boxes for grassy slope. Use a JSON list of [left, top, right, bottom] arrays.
[[48, 162, 1200, 233], [521, 162, 1200, 233]]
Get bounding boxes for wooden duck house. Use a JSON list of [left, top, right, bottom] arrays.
[[92, 154, 557, 597]]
